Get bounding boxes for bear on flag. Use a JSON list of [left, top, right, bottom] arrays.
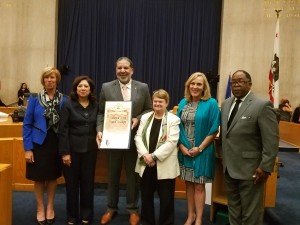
[[268, 11, 280, 108]]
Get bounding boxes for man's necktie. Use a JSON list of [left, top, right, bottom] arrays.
[[227, 99, 241, 128], [122, 85, 130, 101]]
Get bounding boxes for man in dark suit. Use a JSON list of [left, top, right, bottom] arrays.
[[96, 57, 152, 225], [221, 70, 279, 225]]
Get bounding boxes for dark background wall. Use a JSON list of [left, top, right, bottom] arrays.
[[57, 0, 222, 108]]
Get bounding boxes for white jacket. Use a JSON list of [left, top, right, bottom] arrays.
[[135, 111, 180, 179]]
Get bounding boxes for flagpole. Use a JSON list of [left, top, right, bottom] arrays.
[[275, 9, 282, 19]]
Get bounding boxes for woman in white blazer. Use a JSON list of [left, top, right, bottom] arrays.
[[135, 89, 180, 225]]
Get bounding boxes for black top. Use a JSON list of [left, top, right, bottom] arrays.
[[59, 99, 98, 155], [18, 89, 30, 106], [292, 107, 300, 123], [149, 118, 162, 153]]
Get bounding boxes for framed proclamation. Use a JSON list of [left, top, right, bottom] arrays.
[[100, 101, 132, 149]]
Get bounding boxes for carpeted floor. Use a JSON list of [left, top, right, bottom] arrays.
[[12, 152, 300, 225]]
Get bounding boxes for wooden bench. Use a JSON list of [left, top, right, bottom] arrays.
[[279, 121, 300, 151], [0, 107, 18, 115], [0, 164, 12, 225]]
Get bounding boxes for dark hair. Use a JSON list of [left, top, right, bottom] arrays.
[[116, 57, 134, 69], [70, 75, 96, 102], [18, 83, 29, 91], [279, 98, 290, 109], [232, 70, 252, 82]]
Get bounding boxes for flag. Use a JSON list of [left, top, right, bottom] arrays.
[[268, 15, 280, 108], [225, 74, 231, 99]]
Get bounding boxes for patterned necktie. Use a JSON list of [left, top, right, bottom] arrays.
[[227, 99, 241, 128], [122, 85, 130, 101]]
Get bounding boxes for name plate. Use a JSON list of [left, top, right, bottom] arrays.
[[100, 101, 132, 149]]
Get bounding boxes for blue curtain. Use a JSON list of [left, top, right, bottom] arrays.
[[57, 0, 222, 108]]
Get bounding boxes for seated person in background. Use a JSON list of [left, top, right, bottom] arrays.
[[18, 82, 30, 106], [292, 104, 300, 124], [276, 98, 293, 122]]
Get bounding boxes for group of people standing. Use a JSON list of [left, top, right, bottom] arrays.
[[22, 57, 279, 225]]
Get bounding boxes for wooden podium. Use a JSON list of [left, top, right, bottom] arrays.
[[0, 164, 12, 225], [210, 142, 279, 222]]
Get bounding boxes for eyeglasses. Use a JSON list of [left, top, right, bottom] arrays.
[[230, 80, 250, 86]]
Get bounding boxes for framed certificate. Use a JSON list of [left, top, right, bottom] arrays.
[[100, 101, 132, 149]]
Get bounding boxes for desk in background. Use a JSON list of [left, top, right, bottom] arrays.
[[0, 164, 12, 225], [279, 121, 300, 151], [279, 140, 299, 152], [0, 117, 22, 138], [0, 107, 18, 115]]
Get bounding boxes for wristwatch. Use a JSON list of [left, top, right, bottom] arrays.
[[198, 147, 203, 153]]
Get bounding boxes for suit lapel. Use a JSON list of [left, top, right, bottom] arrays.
[[112, 80, 123, 100], [227, 93, 253, 131], [131, 80, 138, 103], [224, 98, 235, 131]]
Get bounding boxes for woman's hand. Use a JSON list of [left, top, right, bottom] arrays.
[[189, 147, 201, 158], [25, 150, 34, 163], [142, 153, 155, 166], [96, 132, 102, 149], [62, 154, 71, 167], [179, 144, 190, 156]]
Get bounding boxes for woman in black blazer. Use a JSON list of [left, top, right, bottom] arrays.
[[59, 76, 98, 225]]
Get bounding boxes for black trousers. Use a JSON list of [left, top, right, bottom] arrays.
[[140, 166, 175, 225], [62, 150, 97, 222]]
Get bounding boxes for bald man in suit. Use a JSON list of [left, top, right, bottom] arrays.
[[221, 70, 279, 225], [96, 57, 152, 225]]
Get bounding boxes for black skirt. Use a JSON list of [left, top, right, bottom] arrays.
[[26, 129, 62, 181]]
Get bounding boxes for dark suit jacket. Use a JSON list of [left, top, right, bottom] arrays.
[[221, 92, 279, 180], [59, 99, 98, 155], [96, 79, 152, 149]]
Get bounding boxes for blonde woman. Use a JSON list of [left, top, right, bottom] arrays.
[[177, 72, 220, 225]]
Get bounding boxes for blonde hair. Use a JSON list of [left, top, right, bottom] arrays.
[[40, 66, 61, 86], [184, 72, 211, 102], [152, 89, 169, 105]]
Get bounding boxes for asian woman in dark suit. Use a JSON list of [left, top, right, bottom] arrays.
[[59, 76, 98, 225], [23, 67, 67, 225]]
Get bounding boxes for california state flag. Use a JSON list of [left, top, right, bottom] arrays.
[[268, 16, 280, 108]]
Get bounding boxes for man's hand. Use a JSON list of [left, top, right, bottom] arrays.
[[253, 167, 270, 184], [131, 118, 139, 129], [96, 132, 103, 149]]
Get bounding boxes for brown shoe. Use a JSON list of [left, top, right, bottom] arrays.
[[100, 211, 116, 225], [129, 212, 140, 225]]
